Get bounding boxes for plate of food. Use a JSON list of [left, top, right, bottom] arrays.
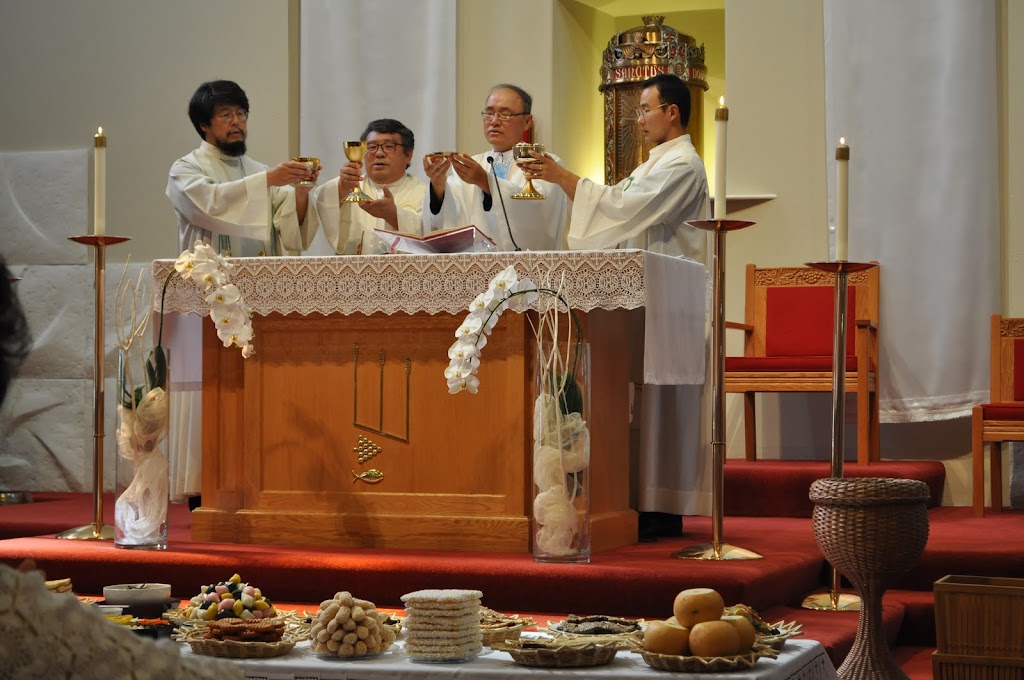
[[492, 636, 621, 668], [546, 614, 644, 646]]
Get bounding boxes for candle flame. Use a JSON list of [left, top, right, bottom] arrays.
[[719, 96, 725, 107], [839, 136, 845, 145], [97, 126, 103, 136]]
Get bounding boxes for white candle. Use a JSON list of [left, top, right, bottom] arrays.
[[835, 137, 849, 261], [714, 97, 728, 219], [94, 127, 106, 236]]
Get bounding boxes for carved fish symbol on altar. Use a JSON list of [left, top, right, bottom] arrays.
[[352, 468, 384, 484]]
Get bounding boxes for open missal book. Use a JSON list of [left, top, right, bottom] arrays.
[[372, 225, 496, 255]]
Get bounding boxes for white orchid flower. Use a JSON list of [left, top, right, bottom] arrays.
[[448, 340, 480, 361], [455, 316, 483, 339], [506, 283, 540, 312], [469, 288, 502, 314], [488, 265, 519, 293], [197, 269, 228, 290], [447, 374, 480, 394], [211, 303, 247, 329], [206, 283, 241, 307], [444, 361, 478, 381], [241, 343, 255, 358]]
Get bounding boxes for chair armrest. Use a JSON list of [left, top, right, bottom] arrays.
[[725, 321, 754, 333]]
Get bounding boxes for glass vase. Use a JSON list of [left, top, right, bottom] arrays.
[[114, 345, 170, 550], [532, 340, 591, 563]]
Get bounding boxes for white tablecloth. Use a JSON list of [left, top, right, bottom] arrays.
[[152, 250, 708, 386], [178, 638, 837, 680]]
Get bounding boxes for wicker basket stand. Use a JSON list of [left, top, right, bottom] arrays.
[[809, 477, 930, 680]]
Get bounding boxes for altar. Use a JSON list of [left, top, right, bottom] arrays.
[[154, 250, 707, 553]]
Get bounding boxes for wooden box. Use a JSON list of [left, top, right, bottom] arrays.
[[932, 652, 1024, 680], [934, 574, 1024, 659]]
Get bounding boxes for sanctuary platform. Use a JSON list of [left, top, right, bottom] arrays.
[[2, 460, 1020, 679]]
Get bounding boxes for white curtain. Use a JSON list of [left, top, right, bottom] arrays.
[[300, 0, 456, 255], [823, 0, 1000, 423]]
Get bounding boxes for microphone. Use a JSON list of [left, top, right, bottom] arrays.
[[488, 155, 521, 252]]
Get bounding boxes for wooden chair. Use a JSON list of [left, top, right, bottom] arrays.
[[724, 263, 880, 464], [972, 314, 1024, 516]]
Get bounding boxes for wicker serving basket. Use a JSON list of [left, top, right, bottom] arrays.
[[492, 639, 620, 668], [640, 644, 778, 672], [759, 620, 803, 651], [181, 632, 300, 659], [481, 622, 527, 646]]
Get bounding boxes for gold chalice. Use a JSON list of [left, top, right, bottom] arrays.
[[342, 141, 371, 203], [512, 142, 546, 200], [292, 156, 319, 187]]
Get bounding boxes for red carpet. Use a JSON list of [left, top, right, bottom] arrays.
[[2, 469, 1021, 680]]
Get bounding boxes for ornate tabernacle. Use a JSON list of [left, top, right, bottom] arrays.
[[600, 15, 709, 184], [154, 251, 707, 553]]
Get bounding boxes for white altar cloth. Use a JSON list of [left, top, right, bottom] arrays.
[[178, 638, 837, 680], [153, 250, 708, 386]]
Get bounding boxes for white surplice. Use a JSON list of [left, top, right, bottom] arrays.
[[163, 141, 314, 500], [570, 134, 712, 516], [310, 173, 426, 254], [166, 140, 315, 256], [423, 149, 568, 251]]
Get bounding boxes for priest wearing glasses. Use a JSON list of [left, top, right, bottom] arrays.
[[528, 73, 711, 537], [421, 83, 568, 252], [310, 118, 427, 255]]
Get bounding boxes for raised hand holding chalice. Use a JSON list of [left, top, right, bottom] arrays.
[[512, 142, 546, 200], [342, 141, 372, 203]]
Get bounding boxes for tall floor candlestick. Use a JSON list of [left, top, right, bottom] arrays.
[[56, 234, 130, 541], [801, 260, 877, 610], [673, 218, 761, 561]]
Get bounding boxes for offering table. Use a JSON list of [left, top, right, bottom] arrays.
[[154, 250, 707, 552]]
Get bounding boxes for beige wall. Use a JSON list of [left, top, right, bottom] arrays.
[[0, 0, 295, 263]]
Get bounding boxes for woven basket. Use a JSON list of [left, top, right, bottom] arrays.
[[481, 622, 526, 646], [640, 644, 778, 672], [185, 634, 299, 659], [758, 620, 803, 651], [492, 640, 619, 668]]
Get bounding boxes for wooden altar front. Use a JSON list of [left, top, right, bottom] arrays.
[[155, 251, 707, 553]]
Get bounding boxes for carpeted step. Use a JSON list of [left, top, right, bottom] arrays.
[[759, 601, 905, 669], [887, 589, 936, 647], [724, 460, 946, 517], [892, 645, 937, 680]]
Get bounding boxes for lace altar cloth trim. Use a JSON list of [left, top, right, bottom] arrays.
[[153, 250, 658, 317]]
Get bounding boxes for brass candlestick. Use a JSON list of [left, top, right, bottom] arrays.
[[56, 234, 130, 541], [801, 260, 877, 611], [673, 219, 762, 561]]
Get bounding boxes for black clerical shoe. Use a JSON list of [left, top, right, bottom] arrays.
[[187, 495, 202, 511], [638, 511, 684, 541]]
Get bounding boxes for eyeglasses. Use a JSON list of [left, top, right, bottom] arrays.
[[365, 141, 405, 155], [635, 103, 670, 120], [480, 111, 528, 123], [214, 109, 249, 122]]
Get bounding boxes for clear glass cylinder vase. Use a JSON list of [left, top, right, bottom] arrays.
[[114, 345, 170, 550], [532, 340, 591, 564]]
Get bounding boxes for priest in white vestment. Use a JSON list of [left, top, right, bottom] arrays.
[[422, 84, 567, 251], [164, 80, 320, 501], [528, 73, 712, 531], [309, 119, 426, 254]]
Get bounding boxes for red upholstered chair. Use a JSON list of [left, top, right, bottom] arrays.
[[972, 314, 1024, 516], [724, 264, 880, 464]]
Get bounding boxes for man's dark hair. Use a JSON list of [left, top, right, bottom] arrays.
[[642, 73, 691, 129], [187, 80, 250, 139], [0, 257, 31, 407], [489, 83, 533, 115], [360, 118, 415, 151]]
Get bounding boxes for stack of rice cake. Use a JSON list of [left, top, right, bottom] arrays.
[[401, 589, 483, 662]]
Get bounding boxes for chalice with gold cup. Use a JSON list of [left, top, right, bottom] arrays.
[[342, 141, 371, 203], [292, 157, 320, 187], [512, 142, 546, 200]]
